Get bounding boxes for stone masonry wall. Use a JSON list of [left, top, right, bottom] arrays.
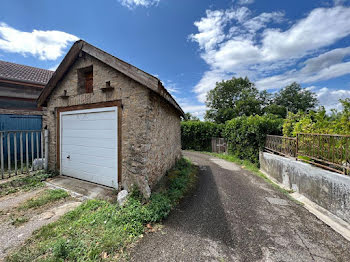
[[43, 52, 181, 196], [144, 92, 182, 188]]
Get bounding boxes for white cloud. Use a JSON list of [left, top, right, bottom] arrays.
[[308, 86, 350, 112], [178, 98, 208, 119], [238, 0, 255, 5], [261, 7, 350, 61], [243, 11, 284, 34], [190, 6, 350, 104], [189, 7, 250, 52], [118, 0, 160, 9], [193, 70, 231, 102], [0, 23, 78, 60], [256, 47, 350, 90]]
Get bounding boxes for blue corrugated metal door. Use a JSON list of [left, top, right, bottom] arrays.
[[0, 114, 42, 167], [0, 114, 42, 131]]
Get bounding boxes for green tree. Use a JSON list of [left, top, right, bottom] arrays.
[[263, 104, 288, 118], [182, 112, 200, 121], [205, 77, 265, 123], [274, 82, 318, 114]]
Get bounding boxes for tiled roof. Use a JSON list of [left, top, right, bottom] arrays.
[[0, 60, 54, 85]]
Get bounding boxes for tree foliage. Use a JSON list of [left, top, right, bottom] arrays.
[[182, 112, 200, 121], [205, 77, 265, 123], [204, 78, 318, 123], [274, 82, 318, 114], [283, 98, 350, 136]]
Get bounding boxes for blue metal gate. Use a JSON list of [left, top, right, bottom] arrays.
[[0, 114, 42, 174]]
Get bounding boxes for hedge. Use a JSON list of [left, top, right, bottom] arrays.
[[223, 115, 283, 164], [181, 121, 223, 151]]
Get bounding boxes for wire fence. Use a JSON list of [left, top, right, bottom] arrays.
[[265, 134, 350, 175]]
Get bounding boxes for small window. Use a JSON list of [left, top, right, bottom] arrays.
[[77, 66, 93, 94]]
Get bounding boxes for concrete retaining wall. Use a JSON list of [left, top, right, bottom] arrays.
[[260, 151, 350, 223]]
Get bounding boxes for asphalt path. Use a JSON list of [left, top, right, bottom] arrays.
[[128, 151, 350, 262]]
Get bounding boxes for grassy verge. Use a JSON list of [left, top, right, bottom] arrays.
[[0, 172, 54, 197], [18, 189, 69, 211], [6, 158, 197, 262], [203, 152, 294, 196]]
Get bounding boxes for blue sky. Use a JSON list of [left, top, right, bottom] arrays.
[[1, 0, 350, 118]]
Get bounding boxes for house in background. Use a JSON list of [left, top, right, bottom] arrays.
[[38, 40, 184, 196], [0, 60, 53, 130]]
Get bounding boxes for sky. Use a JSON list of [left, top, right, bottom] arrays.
[[1, 0, 350, 118]]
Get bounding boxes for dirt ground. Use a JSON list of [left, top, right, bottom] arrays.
[[0, 186, 81, 261]]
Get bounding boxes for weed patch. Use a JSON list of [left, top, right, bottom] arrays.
[[0, 172, 54, 197], [18, 189, 69, 210], [6, 158, 197, 262], [10, 216, 29, 227]]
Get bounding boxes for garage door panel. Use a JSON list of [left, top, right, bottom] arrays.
[[61, 167, 117, 188], [63, 111, 116, 121], [60, 107, 118, 188], [61, 151, 116, 168], [62, 158, 115, 174], [61, 145, 115, 158], [62, 136, 116, 149], [62, 129, 116, 139], [62, 119, 116, 131]]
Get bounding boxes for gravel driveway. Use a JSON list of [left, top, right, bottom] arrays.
[[128, 151, 350, 262]]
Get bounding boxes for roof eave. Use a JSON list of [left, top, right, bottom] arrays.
[[0, 77, 46, 87], [37, 40, 84, 106], [38, 40, 184, 117]]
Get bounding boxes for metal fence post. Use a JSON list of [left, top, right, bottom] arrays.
[[44, 129, 49, 171], [296, 133, 299, 160], [0, 133, 3, 179]]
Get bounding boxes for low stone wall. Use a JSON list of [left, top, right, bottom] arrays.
[[260, 151, 350, 223]]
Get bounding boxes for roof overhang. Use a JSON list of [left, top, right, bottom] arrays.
[[37, 40, 184, 117]]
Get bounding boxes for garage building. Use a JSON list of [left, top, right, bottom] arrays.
[[37, 40, 184, 197]]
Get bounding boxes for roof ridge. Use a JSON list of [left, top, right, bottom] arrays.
[[38, 40, 184, 116], [79, 40, 158, 82]]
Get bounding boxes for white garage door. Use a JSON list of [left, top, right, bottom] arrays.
[[60, 107, 118, 188]]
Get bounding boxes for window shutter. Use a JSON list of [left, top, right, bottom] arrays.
[[85, 71, 93, 93]]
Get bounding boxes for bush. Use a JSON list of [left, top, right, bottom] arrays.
[[181, 121, 223, 151], [223, 115, 283, 164], [283, 99, 350, 136]]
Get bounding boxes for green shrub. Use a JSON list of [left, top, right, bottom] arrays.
[[283, 99, 350, 136], [181, 121, 223, 151], [223, 114, 283, 164]]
